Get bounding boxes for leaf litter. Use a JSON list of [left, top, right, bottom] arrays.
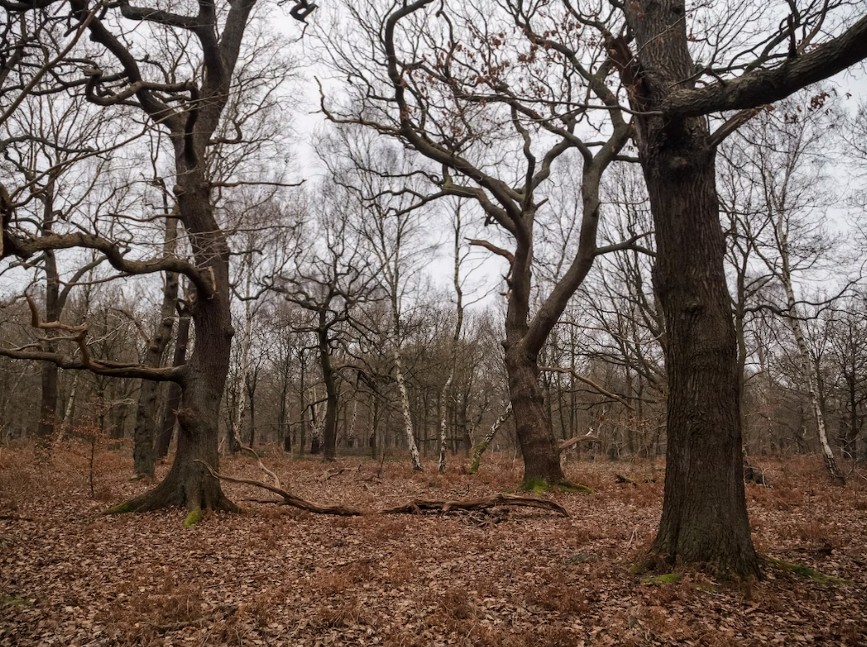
[[1, 445, 866, 646]]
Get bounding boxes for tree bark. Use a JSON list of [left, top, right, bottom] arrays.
[[37, 182, 60, 440], [394, 347, 422, 470], [320, 320, 339, 461], [154, 308, 190, 458], [626, 0, 759, 577], [775, 224, 845, 483], [469, 403, 512, 474], [116, 171, 237, 513], [133, 217, 179, 478]]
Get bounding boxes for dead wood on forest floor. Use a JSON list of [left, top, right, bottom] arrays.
[[199, 462, 568, 518], [197, 461, 363, 516], [381, 493, 569, 517]]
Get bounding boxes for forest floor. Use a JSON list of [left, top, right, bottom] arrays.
[[1, 444, 866, 646]]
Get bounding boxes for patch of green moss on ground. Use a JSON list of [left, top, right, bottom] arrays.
[[641, 573, 681, 585], [183, 509, 204, 528], [1, 595, 33, 607], [766, 557, 850, 585]]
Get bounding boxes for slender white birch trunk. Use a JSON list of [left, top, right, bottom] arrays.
[[469, 403, 512, 474], [438, 209, 465, 472], [775, 215, 845, 483], [394, 346, 422, 470], [437, 372, 454, 473], [347, 400, 358, 448], [311, 385, 326, 450], [54, 372, 79, 446], [230, 258, 254, 451]]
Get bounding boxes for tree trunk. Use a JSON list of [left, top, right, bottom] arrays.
[[117, 178, 235, 513], [641, 138, 759, 576], [625, 0, 760, 578], [54, 371, 79, 445], [154, 308, 190, 458], [320, 323, 339, 461], [504, 346, 567, 487], [774, 216, 845, 484], [246, 368, 257, 447], [437, 371, 453, 473], [133, 218, 179, 478], [469, 403, 512, 474], [394, 347, 422, 470]]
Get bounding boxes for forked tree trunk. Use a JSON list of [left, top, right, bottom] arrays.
[[154, 309, 190, 458], [117, 177, 236, 513], [133, 218, 179, 478]]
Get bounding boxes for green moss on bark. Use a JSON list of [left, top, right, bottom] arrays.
[[519, 477, 592, 494], [183, 508, 204, 528], [104, 500, 139, 515]]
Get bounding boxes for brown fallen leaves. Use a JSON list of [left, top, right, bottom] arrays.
[[1, 445, 866, 646]]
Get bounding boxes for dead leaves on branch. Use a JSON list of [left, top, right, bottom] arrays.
[[196, 460, 569, 519]]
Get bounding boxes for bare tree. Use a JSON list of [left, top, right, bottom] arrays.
[[320, 0, 633, 486], [539, 0, 867, 575], [274, 186, 380, 461], [1, 0, 299, 515]]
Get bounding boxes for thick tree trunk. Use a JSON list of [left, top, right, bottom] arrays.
[[120, 325, 237, 512], [640, 131, 759, 577], [505, 347, 567, 486], [38, 361, 59, 439], [117, 179, 235, 513], [625, 0, 760, 578], [37, 249, 60, 440], [320, 324, 339, 461]]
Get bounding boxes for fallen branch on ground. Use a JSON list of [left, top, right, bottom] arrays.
[[237, 443, 281, 488], [381, 493, 569, 517], [196, 461, 363, 516], [197, 462, 569, 519]]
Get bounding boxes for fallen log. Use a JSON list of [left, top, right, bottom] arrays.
[[196, 461, 363, 516], [381, 493, 569, 517]]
